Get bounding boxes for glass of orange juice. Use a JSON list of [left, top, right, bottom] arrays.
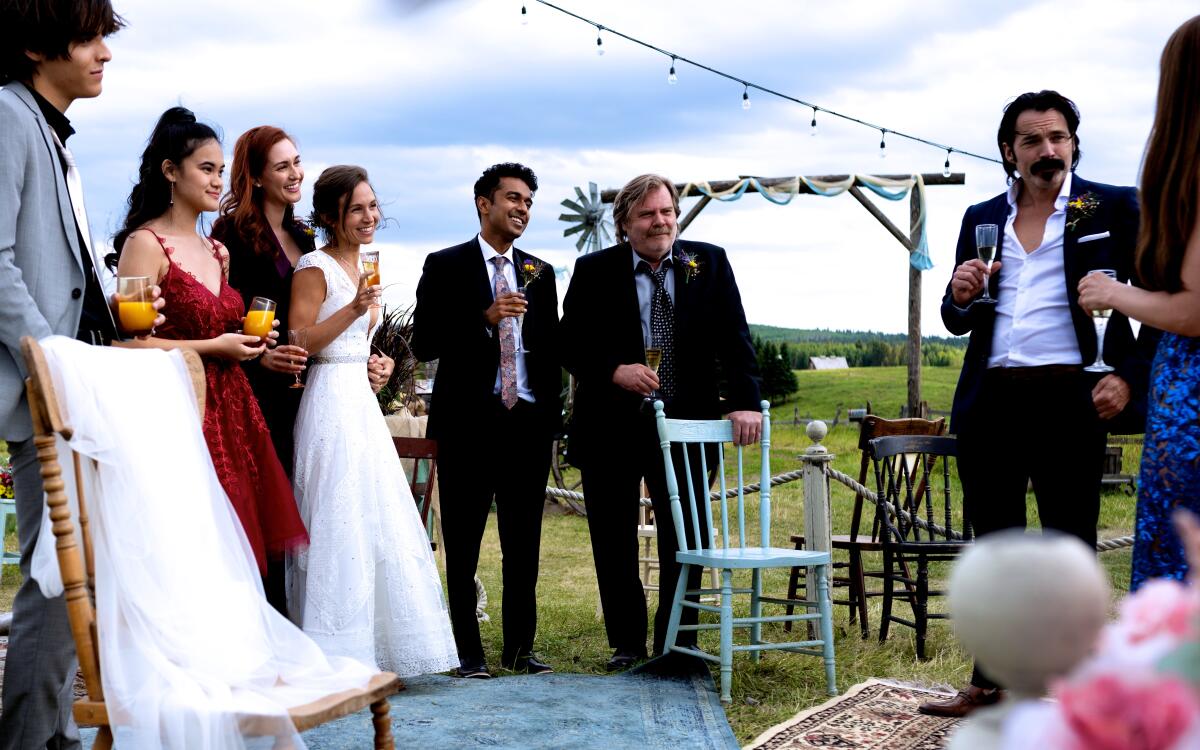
[[243, 297, 276, 340], [116, 276, 156, 337]]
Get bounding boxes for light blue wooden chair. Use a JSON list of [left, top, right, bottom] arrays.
[[1, 497, 19, 570], [654, 400, 837, 703]]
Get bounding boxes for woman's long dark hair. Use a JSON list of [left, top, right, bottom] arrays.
[[107, 107, 220, 269], [1136, 15, 1200, 292]]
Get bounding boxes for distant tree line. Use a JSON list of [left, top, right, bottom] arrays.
[[752, 336, 800, 403], [748, 325, 967, 369]]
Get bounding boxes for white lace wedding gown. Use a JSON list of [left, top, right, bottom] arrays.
[[289, 250, 459, 676]]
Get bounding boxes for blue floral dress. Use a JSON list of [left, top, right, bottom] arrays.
[[1132, 332, 1200, 590]]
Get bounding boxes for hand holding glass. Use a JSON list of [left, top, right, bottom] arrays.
[[116, 276, 156, 337], [974, 224, 998, 305], [361, 250, 381, 308], [243, 297, 276, 340], [1084, 269, 1117, 373], [287, 329, 308, 388], [643, 336, 663, 404]]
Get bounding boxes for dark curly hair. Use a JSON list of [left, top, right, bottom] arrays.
[[472, 162, 538, 219], [996, 90, 1082, 183], [0, 0, 125, 84], [108, 107, 221, 268]]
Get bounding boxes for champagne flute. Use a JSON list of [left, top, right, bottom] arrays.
[[116, 276, 155, 337], [974, 224, 999, 306], [1083, 269, 1118, 373], [643, 335, 663, 405], [287, 329, 308, 388], [242, 297, 276, 341], [361, 250, 381, 309]]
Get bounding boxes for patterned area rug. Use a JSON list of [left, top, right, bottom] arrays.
[[745, 679, 961, 750]]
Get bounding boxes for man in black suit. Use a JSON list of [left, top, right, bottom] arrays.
[[920, 91, 1153, 717], [412, 163, 561, 678], [561, 174, 762, 671]]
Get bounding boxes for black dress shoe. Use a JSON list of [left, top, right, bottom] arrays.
[[506, 653, 554, 675], [453, 662, 492, 679], [605, 649, 647, 672]]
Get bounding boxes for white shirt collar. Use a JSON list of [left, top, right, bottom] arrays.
[[478, 233, 513, 262], [1006, 172, 1073, 211]]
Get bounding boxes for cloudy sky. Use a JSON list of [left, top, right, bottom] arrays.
[[63, 0, 1196, 336]]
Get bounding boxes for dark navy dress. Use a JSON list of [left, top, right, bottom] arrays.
[[1132, 332, 1200, 590]]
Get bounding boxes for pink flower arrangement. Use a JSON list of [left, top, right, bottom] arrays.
[[1004, 576, 1200, 750], [0, 460, 12, 500]]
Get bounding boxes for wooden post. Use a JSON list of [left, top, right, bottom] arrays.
[[800, 420, 834, 637], [907, 189, 922, 418]]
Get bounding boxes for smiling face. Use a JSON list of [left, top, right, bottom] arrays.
[[28, 35, 112, 111], [624, 185, 678, 263], [165, 139, 224, 213], [337, 181, 381, 247], [1003, 109, 1075, 193], [258, 138, 303, 208], [477, 176, 532, 247]]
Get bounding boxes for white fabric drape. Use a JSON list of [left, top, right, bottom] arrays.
[[29, 336, 377, 749]]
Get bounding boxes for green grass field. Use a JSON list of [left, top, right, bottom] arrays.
[[0, 365, 1139, 743]]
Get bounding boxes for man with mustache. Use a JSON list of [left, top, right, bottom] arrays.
[[920, 91, 1153, 718], [560, 174, 762, 670], [412, 162, 561, 678]]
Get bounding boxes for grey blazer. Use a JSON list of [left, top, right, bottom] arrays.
[[0, 82, 89, 440]]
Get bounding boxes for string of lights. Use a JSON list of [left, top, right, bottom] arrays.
[[523, 1, 1002, 170]]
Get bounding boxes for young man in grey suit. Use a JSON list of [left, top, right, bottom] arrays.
[[0, 2, 131, 747]]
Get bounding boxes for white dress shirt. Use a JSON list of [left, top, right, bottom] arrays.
[[987, 174, 1082, 368], [479, 234, 534, 402]]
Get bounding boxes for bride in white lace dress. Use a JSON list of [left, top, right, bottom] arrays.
[[287, 166, 458, 676]]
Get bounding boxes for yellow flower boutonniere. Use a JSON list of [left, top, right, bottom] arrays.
[[1066, 192, 1101, 233], [678, 250, 701, 283]]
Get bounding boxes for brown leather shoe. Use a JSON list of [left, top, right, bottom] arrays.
[[918, 685, 1003, 718]]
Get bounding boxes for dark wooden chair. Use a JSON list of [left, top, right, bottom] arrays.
[[391, 436, 439, 548], [871, 434, 970, 659], [21, 337, 400, 749], [786, 416, 945, 638]]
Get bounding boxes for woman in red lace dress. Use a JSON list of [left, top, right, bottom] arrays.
[[107, 107, 307, 579]]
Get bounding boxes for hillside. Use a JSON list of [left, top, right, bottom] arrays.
[[749, 324, 967, 369]]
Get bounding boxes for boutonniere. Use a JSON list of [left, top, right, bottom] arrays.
[[294, 218, 317, 238], [519, 257, 548, 287], [677, 250, 701, 283], [1066, 192, 1101, 233]]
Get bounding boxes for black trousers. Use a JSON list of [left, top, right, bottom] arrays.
[[437, 398, 552, 666], [582, 413, 710, 656], [957, 367, 1106, 689]]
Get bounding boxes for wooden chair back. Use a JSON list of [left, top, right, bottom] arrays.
[[391, 436, 437, 541], [653, 400, 772, 553], [849, 416, 945, 543], [19, 337, 206, 721], [869, 435, 968, 546]]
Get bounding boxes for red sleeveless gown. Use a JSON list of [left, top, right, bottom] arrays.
[[145, 229, 308, 573]]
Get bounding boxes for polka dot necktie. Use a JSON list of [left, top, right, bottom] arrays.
[[644, 262, 676, 399], [491, 255, 519, 409]]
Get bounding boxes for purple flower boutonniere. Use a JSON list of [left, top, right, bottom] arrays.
[[1066, 192, 1101, 233], [520, 258, 547, 287], [677, 250, 701, 283]]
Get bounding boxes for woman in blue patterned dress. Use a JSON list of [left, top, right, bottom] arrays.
[[1078, 14, 1200, 589]]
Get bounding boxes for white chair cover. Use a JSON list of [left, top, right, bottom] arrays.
[[29, 336, 377, 749]]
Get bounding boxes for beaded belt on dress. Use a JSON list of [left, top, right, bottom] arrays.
[[310, 355, 369, 365]]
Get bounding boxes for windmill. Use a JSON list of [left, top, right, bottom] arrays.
[[559, 182, 613, 254]]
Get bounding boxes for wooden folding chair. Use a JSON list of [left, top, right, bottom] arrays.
[[21, 336, 400, 749], [391, 436, 439, 549]]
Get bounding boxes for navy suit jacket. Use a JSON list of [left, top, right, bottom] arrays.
[[942, 175, 1156, 436], [560, 239, 761, 470], [411, 238, 562, 442]]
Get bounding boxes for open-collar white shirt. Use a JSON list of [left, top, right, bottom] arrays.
[[987, 173, 1082, 368], [478, 234, 533, 402]]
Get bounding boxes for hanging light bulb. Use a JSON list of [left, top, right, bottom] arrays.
[[879, 129, 887, 159], [943, 149, 952, 178], [810, 107, 818, 137], [520, 4, 528, 25], [596, 27, 605, 56], [667, 56, 677, 85], [742, 84, 751, 110]]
